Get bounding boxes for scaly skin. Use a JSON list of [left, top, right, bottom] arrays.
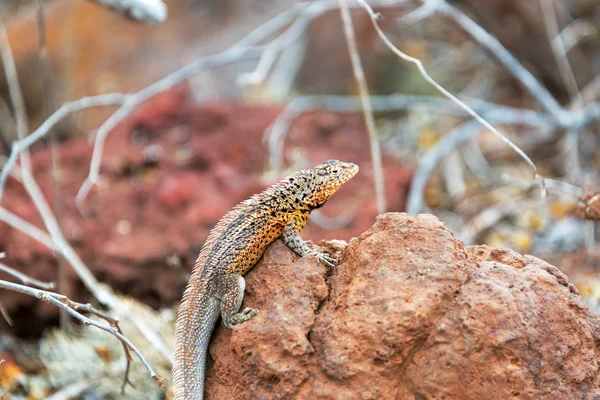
[[172, 160, 358, 400]]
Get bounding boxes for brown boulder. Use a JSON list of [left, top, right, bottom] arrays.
[[205, 213, 600, 399]]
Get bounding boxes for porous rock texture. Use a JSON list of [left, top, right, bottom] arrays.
[[205, 213, 600, 400]]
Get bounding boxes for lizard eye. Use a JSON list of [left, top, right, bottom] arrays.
[[332, 169, 339, 174]]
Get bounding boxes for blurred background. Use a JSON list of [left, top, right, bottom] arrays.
[[0, 0, 599, 398]]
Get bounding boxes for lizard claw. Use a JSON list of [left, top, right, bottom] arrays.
[[310, 250, 337, 268], [241, 307, 258, 318], [224, 307, 259, 328]]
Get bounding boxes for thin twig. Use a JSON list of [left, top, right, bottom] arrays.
[[0, 206, 56, 249], [406, 114, 555, 214], [423, 0, 567, 122], [86, 0, 167, 24], [0, 301, 12, 326], [337, 0, 385, 213], [0, 279, 165, 389], [266, 93, 550, 180], [357, 0, 547, 199], [499, 174, 584, 198], [0, 94, 129, 201], [75, 0, 406, 208], [541, 0, 585, 182], [0, 12, 113, 305], [0, 4, 309, 199], [397, 1, 437, 27], [45, 379, 95, 400], [37, 0, 70, 330], [541, 0, 583, 107], [0, 262, 55, 289], [0, 19, 158, 387], [460, 137, 491, 179], [76, 47, 263, 208], [459, 200, 522, 244], [0, 15, 28, 152], [554, 19, 597, 53], [238, 2, 324, 87]]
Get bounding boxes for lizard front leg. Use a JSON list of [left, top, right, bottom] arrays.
[[281, 211, 337, 268], [215, 274, 258, 328]]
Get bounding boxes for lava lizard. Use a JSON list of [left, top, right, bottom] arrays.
[[172, 160, 359, 399]]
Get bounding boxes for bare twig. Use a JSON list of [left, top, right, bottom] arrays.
[[0, 4, 318, 200], [0, 210, 174, 374], [37, 0, 70, 330], [0, 12, 113, 306], [406, 113, 555, 214], [541, 0, 582, 107], [0, 279, 165, 389], [86, 0, 167, 24], [0, 21, 159, 386], [45, 379, 95, 400], [0, 94, 129, 201], [0, 301, 12, 326], [76, 48, 262, 208], [0, 15, 28, 154], [579, 73, 600, 105], [266, 94, 547, 172], [357, 0, 546, 194], [0, 262, 55, 289], [499, 174, 583, 198], [541, 0, 585, 182], [0, 207, 55, 249], [459, 200, 522, 244], [238, 2, 324, 87], [442, 149, 466, 199], [337, 0, 385, 213], [397, 1, 437, 27], [422, 0, 567, 122], [554, 19, 597, 53], [460, 137, 491, 179], [74, 0, 407, 208]]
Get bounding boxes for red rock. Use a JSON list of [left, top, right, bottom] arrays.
[[206, 213, 600, 399], [156, 173, 198, 211]]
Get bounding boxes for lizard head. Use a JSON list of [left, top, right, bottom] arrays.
[[308, 160, 359, 207]]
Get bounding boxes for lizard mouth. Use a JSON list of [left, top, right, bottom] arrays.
[[343, 162, 359, 180]]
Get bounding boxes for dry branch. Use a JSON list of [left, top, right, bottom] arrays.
[[337, 0, 386, 213], [541, 0, 585, 181], [422, 0, 567, 121], [0, 279, 165, 391], [575, 193, 600, 221], [0, 261, 55, 290], [406, 114, 555, 214], [0, 15, 113, 304], [265, 94, 549, 173], [45, 380, 95, 400], [0, 94, 128, 198], [357, 0, 547, 196], [86, 0, 167, 24], [0, 11, 167, 391]]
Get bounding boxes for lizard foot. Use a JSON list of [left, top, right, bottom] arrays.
[[223, 307, 259, 328], [309, 250, 337, 268]]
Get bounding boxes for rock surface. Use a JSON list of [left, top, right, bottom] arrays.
[[206, 213, 600, 400]]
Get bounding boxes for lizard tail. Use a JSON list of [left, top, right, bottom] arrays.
[[173, 275, 220, 400]]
